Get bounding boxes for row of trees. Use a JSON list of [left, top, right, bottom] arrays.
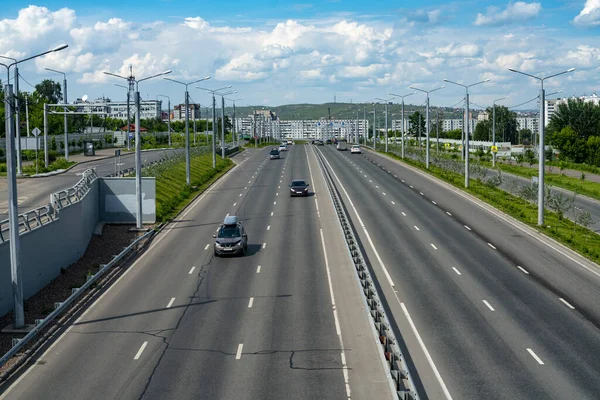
[[0, 79, 232, 139]]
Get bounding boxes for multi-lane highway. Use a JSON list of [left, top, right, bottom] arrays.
[[316, 144, 600, 399], [0, 148, 186, 220], [0, 145, 393, 400]]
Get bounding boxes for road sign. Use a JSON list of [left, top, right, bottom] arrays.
[[444, 143, 451, 149], [129, 132, 133, 139], [115, 149, 121, 157], [459, 145, 463, 150], [491, 145, 498, 153], [32, 127, 40, 137]]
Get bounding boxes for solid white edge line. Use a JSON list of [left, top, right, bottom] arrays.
[[452, 267, 461, 275], [559, 298, 575, 310], [236, 343, 244, 360], [401, 303, 453, 400], [248, 297, 254, 308], [527, 348, 545, 365], [166, 297, 175, 308], [482, 300, 495, 311], [517, 266, 530, 274], [319, 229, 352, 399], [256, 265, 261, 273], [134, 341, 148, 360], [317, 149, 395, 288], [189, 266, 196, 275]]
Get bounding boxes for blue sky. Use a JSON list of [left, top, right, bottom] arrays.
[[1, 1, 599, 110]]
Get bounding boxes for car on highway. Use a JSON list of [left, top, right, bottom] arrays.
[[289, 179, 310, 197], [269, 149, 281, 159], [350, 144, 362, 154], [337, 141, 348, 151], [279, 143, 287, 151], [213, 215, 248, 257]]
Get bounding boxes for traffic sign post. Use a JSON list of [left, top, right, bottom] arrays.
[[32, 127, 41, 175], [491, 145, 498, 153]]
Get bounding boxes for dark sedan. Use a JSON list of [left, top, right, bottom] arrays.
[[289, 179, 309, 197]]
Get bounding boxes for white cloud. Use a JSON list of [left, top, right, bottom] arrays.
[[474, 2, 541, 26], [436, 43, 482, 58], [573, 0, 600, 27]]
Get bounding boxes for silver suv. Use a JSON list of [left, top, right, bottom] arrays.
[[213, 215, 248, 257]]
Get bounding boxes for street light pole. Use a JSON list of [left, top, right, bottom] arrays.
[[389, 92, 416, 159], [157, 94, 171, 146], [443, 78, 490, 187], [509, 67, 575, 226], [409, 85, 444, 169], [105, 68, 173, 229], [196, 85, 234, 167], [164, 76, 211, 182], [0, 44, 68, 329], [492, 96, 509, 168], [225, 97, 243, 147], [376, 97, 396, 153], [45, 68, 69, 160]]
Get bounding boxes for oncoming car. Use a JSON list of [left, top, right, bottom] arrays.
[[270, 149, 281, 159], [289, 179, 309, 197], [350, 144, 362, 154], [213, 215, 248, 257]]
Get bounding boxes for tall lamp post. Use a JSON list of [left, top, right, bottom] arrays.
[[164, 76, 211, 183], [219, 90, 237, 157], [196, 85, 233, 167], [375, 97, 395, 153], [104, 68, 173, 229], [114, 84, 132, 150], [443, 78, 490, 187], [388, 92, 415, 159], [492, 96, 510, 168], [44, 68, 69, 160], [509, 67, 575, 226], [409, 85, 444, 169], [1, 44, 68, 329], [157, 94, 171, 147], [225, 97, 243, 147]]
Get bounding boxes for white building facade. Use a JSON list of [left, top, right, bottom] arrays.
[[74, 98, 162, 120]]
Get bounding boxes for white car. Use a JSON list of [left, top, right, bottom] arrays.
[[279, 144, 287, 151], [350, 145, 362, 154]]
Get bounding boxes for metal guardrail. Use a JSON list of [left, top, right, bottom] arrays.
[[0, 169, 98, 244], [0, 228, 155, 369], [314, 148, 419, 400]]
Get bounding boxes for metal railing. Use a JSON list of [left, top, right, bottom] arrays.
[[314, 147, 419, 400], [0, 228, 155, 369], [50, 168, 98, 211]]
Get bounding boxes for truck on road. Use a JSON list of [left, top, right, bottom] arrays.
[[336, 141, 348, 151]]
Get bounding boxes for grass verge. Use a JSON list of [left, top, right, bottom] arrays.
[[143, 152, 233, 222], [380, 150, 600, 262], [0, 158, 76, 177], [243, 141, 280, 149]]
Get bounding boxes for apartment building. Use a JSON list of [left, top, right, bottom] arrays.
[[74, 98, 162, 120]]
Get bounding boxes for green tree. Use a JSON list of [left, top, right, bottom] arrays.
[[552, 126, 587, 163], [519, 128, 533, 145], [443, 129, 462, 140], [474, 119, 491, 141], [548, 98, 600, 142], [408, 111, 425, 137], [34, 79, 62, 103]]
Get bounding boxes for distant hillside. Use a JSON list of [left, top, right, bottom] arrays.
[[226, 102, 467, 121]]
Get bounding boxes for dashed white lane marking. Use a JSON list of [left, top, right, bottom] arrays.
[[464, 225, 471, 231], [487, 243, 497, 250], [401, 179, 405, 183], [233, 202, 237, 207], [432, 200, 437, 205], [364, 175, 367, 178], [369, 180, 373, 183], [394, 174, 398, 178], [431, 244, 438, 250], [248, 180, 251, 184], [391, 201, 396, 205], [559, 298, 575, 310], [401, 212, 407, 216], [483, 300, 495, 311], [267, 225, 271, 231], [446, 212, 452, 216], [382, 192, 387, 196], [375, 185, 379, 189], [452, 267, 462, 275], [134, 341, 148, 360], [410, 185, 414, 188], [239, 193, 243, 197], [270, 211, 274, 216], [401, 303, 453, 400], [166, 298, 176, 308], [276, 193, 279, 196], [414, 225, 420, 231], [256, 265, 261, 273], [420, 192, 424, 196], [527, 348, 544, 365], [517, 266, 530, 274], [278, 186, 280, 189], [236, 344, 244, 360], [204, 244, 210, 250], [262, 242, 266, 249], [244, 187, 247, 190], [248, 297, 254, 308], [189, 267, 196, 275]]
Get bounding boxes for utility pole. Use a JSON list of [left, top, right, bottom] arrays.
[[436, 110, 439, 153], [221, 95, 226, 158], [14, 66, 22, 175], [25, 94, 30, 139], [46, 68, 70, 160]]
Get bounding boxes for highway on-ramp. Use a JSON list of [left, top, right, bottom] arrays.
[[0, 145, 393, 400], [315, 144, 600, 400]]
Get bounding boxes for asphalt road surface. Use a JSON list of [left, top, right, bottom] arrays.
[[0, 148, 186, 220], [0, 145, 393, 400], [316, 144, 600, 400]]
